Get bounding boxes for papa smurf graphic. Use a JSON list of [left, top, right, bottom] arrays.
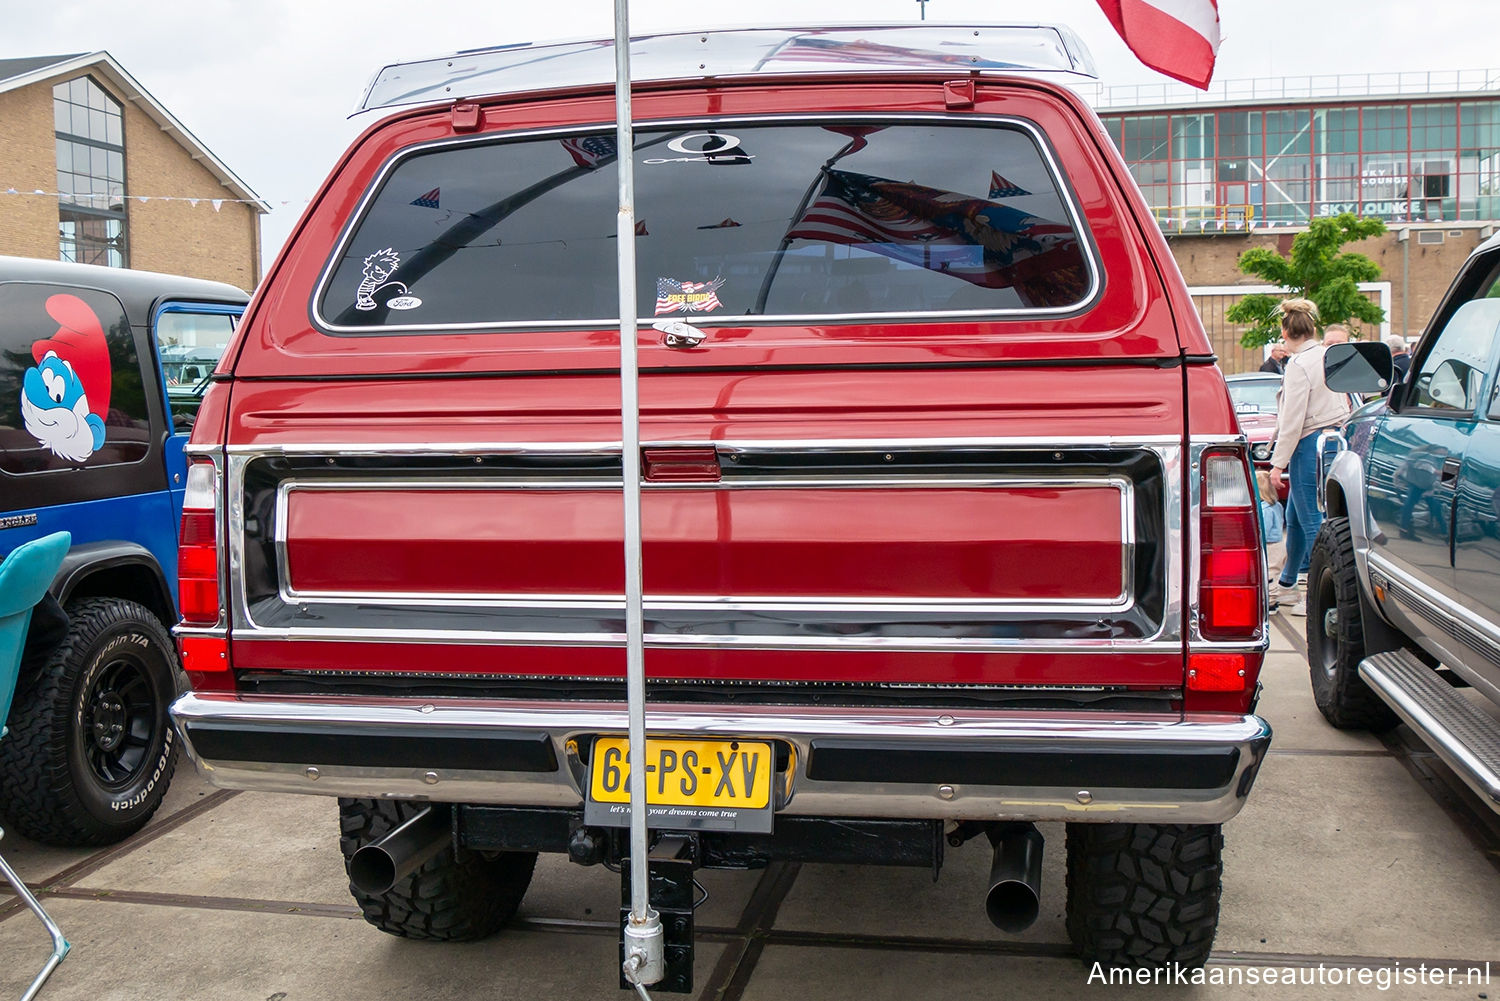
[[19, 294, 112, 462]]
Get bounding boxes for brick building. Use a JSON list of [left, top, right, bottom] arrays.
[[1088, 71, 1500, 372], [0, 52, 265, 289]]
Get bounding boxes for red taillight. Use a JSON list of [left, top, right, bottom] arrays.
[[177, 461, 220, 626], [1198, 451, 1264, 643], [179, 634, 233, 692]]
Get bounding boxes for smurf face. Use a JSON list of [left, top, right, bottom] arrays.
[[21, 350, 106, 462]]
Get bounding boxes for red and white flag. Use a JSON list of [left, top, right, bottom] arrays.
[[1096, 0, 1221, 89]]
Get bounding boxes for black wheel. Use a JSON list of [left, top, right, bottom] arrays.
[[0, 597, 180, 846], [1064, 823, 1222, 969], [1307, 518, 1399, 730], [338, 798, 537, 941]]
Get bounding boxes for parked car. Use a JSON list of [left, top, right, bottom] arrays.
[[0, 256, 248, 845], [167, 24, 1272, 982], [1311, 230, 1500, 813], [1226, 371, 1287, 500]]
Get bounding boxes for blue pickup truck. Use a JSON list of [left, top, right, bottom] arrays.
[[0, 256, 247, 845]]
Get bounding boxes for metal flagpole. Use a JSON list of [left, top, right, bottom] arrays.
[[613, 0, 665, 992]]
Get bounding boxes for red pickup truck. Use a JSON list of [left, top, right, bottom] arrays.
[[169, 25, 1270, 985]]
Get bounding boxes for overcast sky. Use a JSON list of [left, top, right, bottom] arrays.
[[3, 0, 1496, 273]]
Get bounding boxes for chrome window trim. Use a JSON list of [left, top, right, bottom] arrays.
[[225, 435, 1185, 456], [309, 113, 1102, 335], [234, 628, 1187, 655], [272, 473, 1134, 611], [225, 437, 1184, 651]]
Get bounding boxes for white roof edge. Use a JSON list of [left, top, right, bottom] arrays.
[[0, 51, 269, 213]]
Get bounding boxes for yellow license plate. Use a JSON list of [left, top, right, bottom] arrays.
[[589, 737, 772, 810]]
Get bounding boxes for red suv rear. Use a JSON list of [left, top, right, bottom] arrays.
[[169, 25, 1269, 985]]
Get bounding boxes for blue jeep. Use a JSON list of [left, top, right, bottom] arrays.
[[0, 256, 248, 845]]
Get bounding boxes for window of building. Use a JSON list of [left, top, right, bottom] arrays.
[[1105, 98, 1500, 228], [53, 77, 127, 268]]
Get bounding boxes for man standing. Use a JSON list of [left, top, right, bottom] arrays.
[[1322, 324, 1351, 345], [1260, 341, 1289, 374], [1385, 333, 1411, 378]]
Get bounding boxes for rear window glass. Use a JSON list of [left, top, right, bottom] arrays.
[[317, 120, 1095, 330], [0, 282, 149, 475]]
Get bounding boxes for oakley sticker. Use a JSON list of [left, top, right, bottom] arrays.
[[656, 276, 725, 315], [356, 247, 410, 311], [20, 294, 112, 462], [644, 133, 753, 165]]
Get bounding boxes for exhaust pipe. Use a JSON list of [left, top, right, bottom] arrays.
[[984, 823, 1044, 933], [348, 806, 451, 896]]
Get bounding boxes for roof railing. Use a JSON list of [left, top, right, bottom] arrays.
[[356, 24, 1098, 114]]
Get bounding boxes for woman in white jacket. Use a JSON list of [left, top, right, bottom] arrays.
[[1267, 299, 1351, 614]]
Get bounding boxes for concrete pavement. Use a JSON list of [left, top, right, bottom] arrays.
[[4, 620, 1499, 1000]]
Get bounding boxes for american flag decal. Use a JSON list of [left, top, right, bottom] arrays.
[[988, 173, 1031, 199], [655, 276, 725, 316], [410, 187, 441, 209], [561, 136, 618, 169]]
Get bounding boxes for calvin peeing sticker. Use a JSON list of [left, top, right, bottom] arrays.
[[655, 276, 725, 316], [355, 248, 420, 311], [19, 294, 112, 462]]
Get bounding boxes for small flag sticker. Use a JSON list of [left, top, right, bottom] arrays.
[[411, 187, 441, 209], [988, 173, 1031, 199]]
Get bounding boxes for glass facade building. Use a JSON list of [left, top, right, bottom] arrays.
[[1100, 97, 1500, 231], [53, 75, 128, 267]]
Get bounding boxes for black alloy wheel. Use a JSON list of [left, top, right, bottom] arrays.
[[0, 597, 181, 846], [81, 652, 162, 790]]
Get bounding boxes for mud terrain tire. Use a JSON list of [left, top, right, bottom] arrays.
[[1307, 517, 1400, 730], [0, 597, 180, 846], [338, 798, 538, 941], [1064, 822, 1222, 969]]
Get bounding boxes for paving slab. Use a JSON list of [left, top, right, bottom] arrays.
[[71, 789, 761, 930], [1254, 646, 1387, 753], [1219, 752, 1500, 959], [521, 852, 760, 932], [774, 821, 1070, 946], [1, 766, 219, 887], [0, 898, 725, 1001], [743, 946, 1492, 1001], [73, 790, 350, 905]]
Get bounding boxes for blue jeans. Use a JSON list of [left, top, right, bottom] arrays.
[[1279, 432, 1324, 587]]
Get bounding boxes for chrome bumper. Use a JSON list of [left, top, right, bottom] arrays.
[[170, 693, 1272, 825]]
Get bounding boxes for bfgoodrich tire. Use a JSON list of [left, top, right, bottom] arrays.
[[1065, 822, 1222, 969], [1307, 517, 1399, 730], [0, 598, 180, 846], [338, 798, 538, 941]]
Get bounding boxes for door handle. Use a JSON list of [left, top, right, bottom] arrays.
[[1440, 457, 1462, 483], [652, 319, 705, 350]]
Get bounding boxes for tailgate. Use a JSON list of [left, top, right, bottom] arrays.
[[223, 366, 1187, 703]]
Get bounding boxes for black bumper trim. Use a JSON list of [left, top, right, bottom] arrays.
[[184, 723, 559, 772], [806, 739, 1241, 791]]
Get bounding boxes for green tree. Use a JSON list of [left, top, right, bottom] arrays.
[[1224, 213, 1387, 348]]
